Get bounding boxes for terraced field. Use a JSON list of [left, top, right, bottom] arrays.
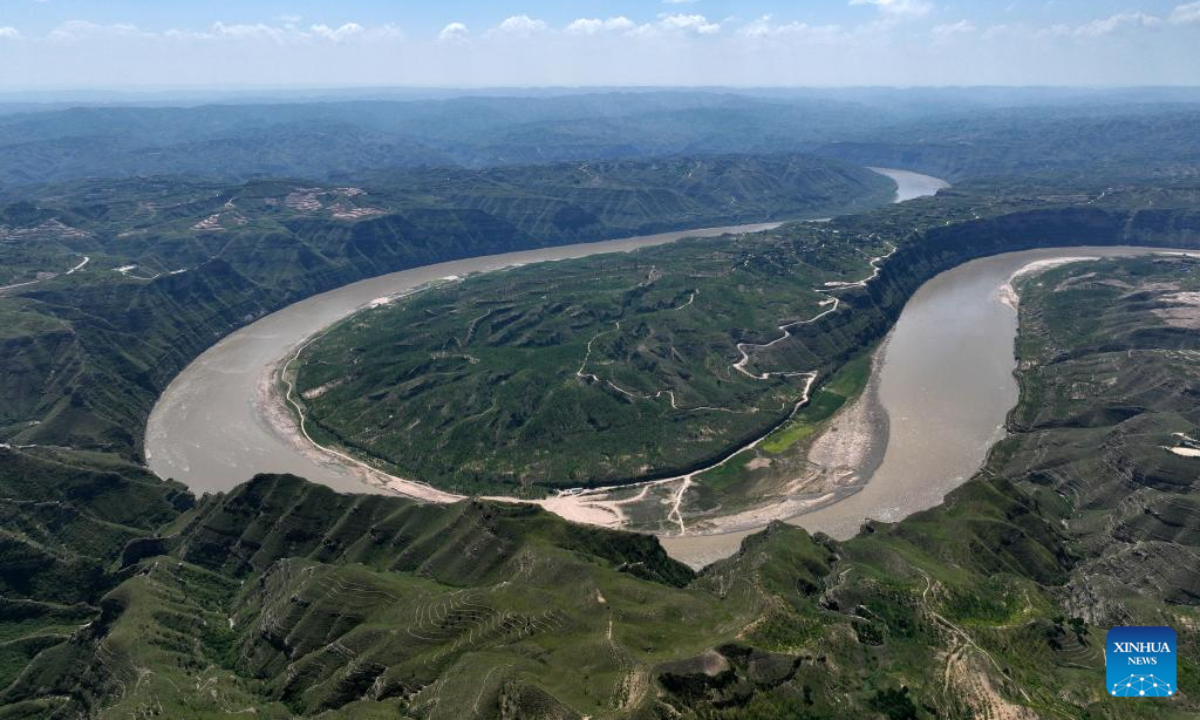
[[1003, 255, 1200, 610]]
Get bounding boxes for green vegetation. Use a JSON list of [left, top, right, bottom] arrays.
[[294, 220, 895, 494], [761, 350, 873, 454]]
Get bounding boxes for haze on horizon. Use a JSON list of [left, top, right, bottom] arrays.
[[0, 0, 1198, 90]]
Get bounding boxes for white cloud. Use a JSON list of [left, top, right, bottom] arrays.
[[372, 24, 403, 41], [932, 20, 975, 38], [1170, 2, 1200, 24], [659, 14, 720, 35], [206, 22, 295, 43], [739, 16, 844, 42], [313, 23, 400, 42], [310, 23, 364, 42], [662, 0, 700, 4], [487, 15, 549, 38], [12, 7, 1199, 88], [983, 11, 1174, 41], [48, 21, 144, 43], [565, 17, 638, 36], [849, 0, 934, 19], [438, 22, 470, 43], [150, 21, 402, 44], [1074, 12, 1161, 37]]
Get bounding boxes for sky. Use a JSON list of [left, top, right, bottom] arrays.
[[0, 1, 1198, 89]]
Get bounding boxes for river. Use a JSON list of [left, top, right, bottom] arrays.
[[868, 167, 948, 203]]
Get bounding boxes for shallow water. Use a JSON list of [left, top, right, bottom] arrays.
[[662, 245, 1192, 568]]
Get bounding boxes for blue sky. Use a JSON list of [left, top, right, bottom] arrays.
[[1, 1, 1198, 88], [1, 1, 1192, 34]]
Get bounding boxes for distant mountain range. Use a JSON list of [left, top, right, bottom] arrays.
[[2, 89, 1199, 186]]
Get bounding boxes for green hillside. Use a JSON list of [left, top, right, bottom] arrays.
[[292, 215, 896, 494], [2, 254, 1198, 718], [818, 107, 1200, 183], [0, 93, 892, 186]]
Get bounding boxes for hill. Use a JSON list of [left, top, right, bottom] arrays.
[[818, 106, 1200, 183]]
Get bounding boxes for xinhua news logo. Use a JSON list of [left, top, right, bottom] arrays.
[[1106, 626, 1177, 698]]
